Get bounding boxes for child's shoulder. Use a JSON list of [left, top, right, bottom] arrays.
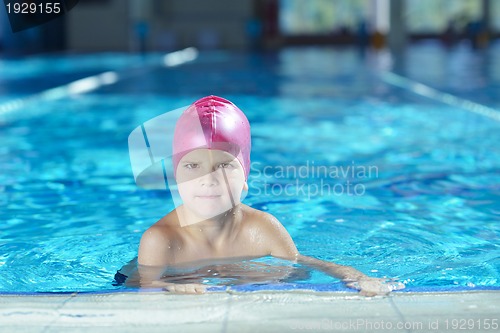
[[239, 204, 298, 258], [241, 203, 276, 221], [141, 210, 182, 242], [239, 204, 285, 232]]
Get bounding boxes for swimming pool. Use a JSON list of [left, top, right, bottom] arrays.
[[0, 43, 499, 294]]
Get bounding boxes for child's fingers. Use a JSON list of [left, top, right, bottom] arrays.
[[345, 281, 360, 290], [387, 281, 406, 291], [159, 282, 178, 292], [162, 283, 207, 294], [344, 277, 405, 297], [150, 280, 207, 293], [347, 278, 394, 296], [193, 284, 207, 293], [359, 289, 380, 297], [184, 284, 206, 294], [381, 278, 405, 291]]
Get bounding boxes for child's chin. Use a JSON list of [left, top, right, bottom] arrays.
[[188, 204, 234, 220]]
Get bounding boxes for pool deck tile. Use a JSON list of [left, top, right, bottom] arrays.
[[0, 293, 74, 332], [0, 291, 499, 332], [389, 291, 500, 332], [224, 291, 399, 333]]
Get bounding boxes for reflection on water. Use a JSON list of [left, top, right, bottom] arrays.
[[116, 256, 312, 287]]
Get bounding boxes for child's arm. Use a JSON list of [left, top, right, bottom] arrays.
[[138, 226, 170, 267], [136, 227, 208, 293], [257, 213, 404, 296], [124, 264, 207, 294], [294, 254, 404, 296]]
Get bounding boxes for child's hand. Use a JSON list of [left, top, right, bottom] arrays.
[[151, 281, 207, 294], [345, 277, 405, 297]]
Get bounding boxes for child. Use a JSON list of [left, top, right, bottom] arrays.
[[127, 96, 404, 296]]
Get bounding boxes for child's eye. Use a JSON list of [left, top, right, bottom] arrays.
[[218, 163, 231, 169], [184, 163, 199, 169]]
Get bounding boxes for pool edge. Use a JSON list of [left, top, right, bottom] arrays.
[[1, 290, 498, 332]]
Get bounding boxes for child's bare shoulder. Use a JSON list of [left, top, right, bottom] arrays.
[[240, 205, 288, 235], [240, 204, 298, 258], [241, 204, 278, 224], [140, 211, 182, 245], [138, 210, 182, 265]]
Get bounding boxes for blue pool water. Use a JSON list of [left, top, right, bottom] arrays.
[[0, 43, 499, 293]]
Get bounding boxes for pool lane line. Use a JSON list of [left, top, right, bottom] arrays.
[[380, 71, 500, 123], [0, 71, 119, 124], [0, 47, 198, 124]]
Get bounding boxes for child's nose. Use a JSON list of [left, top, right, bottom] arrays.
[[198, 169, 219, 186]]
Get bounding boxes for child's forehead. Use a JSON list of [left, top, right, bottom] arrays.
[[180, 149, 237, 162]]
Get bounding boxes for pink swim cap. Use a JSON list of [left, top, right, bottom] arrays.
[[172, 96, 251, 179]]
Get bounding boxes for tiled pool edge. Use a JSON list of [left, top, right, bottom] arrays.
[[2, 283, 499, 295], [1, 291, 498, 332]]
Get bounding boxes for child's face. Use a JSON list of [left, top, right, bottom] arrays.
[[176, 149, 247, 220]]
